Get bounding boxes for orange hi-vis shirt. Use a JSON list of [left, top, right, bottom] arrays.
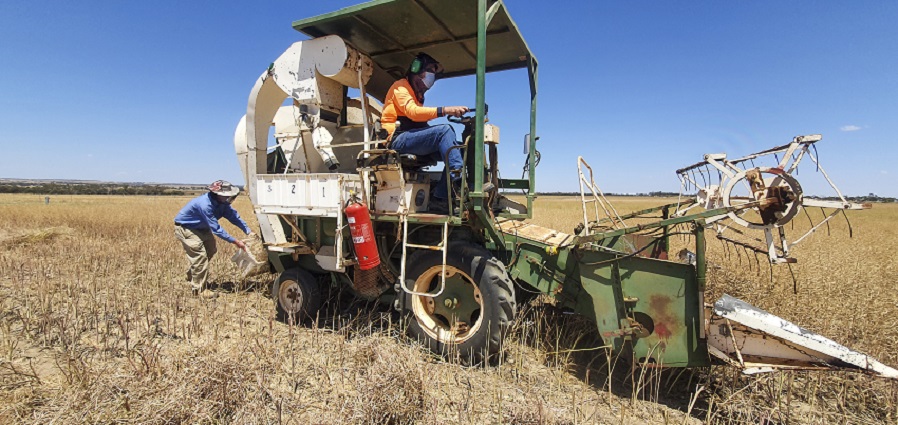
[[381, 78, 438, 139]]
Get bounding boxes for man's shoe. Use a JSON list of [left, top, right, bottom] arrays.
[[192, 289, 218, 299], [451, 179, 463, 197], [427, 198, 452, 215]]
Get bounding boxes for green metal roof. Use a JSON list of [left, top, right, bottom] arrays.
[[293, 0, 536, 98]]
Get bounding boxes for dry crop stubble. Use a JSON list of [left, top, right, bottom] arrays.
[[0, 193, 895, 424], [698, 202, 898, 424]]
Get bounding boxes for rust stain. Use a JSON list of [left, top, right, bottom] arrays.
[[649, 294, 677, 342], [655, 323, 672, 340]]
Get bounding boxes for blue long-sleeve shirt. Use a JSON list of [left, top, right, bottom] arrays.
[[174, 193, 251, 243]]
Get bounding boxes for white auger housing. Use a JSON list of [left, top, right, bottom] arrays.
[[234, 35, 387, 273], [234, 35, 382, 204]]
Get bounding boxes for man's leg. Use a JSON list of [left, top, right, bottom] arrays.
[[197, 230, 217, 290], [202, 231, 217, 261], [175, 226, 212, 292], [434, 125, 464, 200], [391, 125, 462, 200]]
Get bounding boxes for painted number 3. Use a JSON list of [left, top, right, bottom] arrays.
[[267, 185, 272, 192]]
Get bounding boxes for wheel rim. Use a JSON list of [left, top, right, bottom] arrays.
[[278, 279, 304, 314], [411, 265, 484, 344]]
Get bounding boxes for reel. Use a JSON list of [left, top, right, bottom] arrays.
[[675, 134, 867, 264]]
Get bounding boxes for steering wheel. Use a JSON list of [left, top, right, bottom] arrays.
[[447, 104, 487, 124]]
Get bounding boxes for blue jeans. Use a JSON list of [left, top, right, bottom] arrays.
[[390, 124, 463, 200]]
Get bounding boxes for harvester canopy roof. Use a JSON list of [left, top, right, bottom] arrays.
[[293, 0, 536, 99]]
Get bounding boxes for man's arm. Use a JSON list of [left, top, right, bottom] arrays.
[[223, 206, 252, 236], [394, 85, 438, 122], [202, 203, 238, 243]]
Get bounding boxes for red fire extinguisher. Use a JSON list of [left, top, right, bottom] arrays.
[[344, 199, 381, 270]]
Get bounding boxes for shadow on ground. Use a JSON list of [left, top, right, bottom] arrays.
[[513, 304, 713, 422]]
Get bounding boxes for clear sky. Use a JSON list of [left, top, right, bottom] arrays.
[[1, 1, 895, 196]]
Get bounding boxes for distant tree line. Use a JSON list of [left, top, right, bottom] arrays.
[[808, 195, 896, 203], [536, 191, 684, 197], [0, 183, 185, 196], [4, 183, 892, 202]]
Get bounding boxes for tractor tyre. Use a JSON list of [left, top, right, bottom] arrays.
[[402, 242, 516, 365], [272, 268, 322, 324]]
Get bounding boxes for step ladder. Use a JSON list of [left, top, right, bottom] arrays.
[[358, 148, 449, 297], [397, 215, 449, 297]]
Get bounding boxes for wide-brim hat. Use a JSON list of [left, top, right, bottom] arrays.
[[208, 180, 240, 197]]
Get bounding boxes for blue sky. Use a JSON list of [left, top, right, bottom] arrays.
[[1, 1, 895, 196]]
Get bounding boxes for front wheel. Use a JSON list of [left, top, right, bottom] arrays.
[[402, 242, 516, 364]]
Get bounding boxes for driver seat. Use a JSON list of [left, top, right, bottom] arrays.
[[361, 119, 437, 171]]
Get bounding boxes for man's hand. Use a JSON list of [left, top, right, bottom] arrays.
[[443, 106, 469, 118], [234, 239, 247, 250]]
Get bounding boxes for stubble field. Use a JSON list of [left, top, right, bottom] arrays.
[[0, 193, 896, 424]]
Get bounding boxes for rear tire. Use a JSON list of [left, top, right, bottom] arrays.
[[272, 268, 322, 324], [402, 242, 516, 364]]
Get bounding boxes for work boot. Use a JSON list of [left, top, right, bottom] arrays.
[[427, 197, 457, 215], [191, 288, 218, 299], [451, 178, 463, 198], [427, 197, 450, 214]]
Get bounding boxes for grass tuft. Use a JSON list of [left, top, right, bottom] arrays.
[[0, 226, 74, 248]]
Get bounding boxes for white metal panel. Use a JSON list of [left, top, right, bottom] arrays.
[[255, 173, 362, 217], [315, 245, 344, 272], [375, 183, 430, 213], [484, 123, 500, 144], [255, 212, 289, 245]]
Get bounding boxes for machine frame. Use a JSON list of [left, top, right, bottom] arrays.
[[233, 0, 897, 378]]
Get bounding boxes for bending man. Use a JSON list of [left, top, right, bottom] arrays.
[[174, 180, 254, 297]]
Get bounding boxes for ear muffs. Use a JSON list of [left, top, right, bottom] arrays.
[[408, 53, 442, 76], [409, 57, 423, 74]]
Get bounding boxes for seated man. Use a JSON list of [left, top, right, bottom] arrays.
[[381, 53, 468, 213]]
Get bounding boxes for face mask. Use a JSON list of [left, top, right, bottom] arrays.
[[422, 72, 436, 89]]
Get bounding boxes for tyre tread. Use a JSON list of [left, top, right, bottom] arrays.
[[403, 242, 516, 364]]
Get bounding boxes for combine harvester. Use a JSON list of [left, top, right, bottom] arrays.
[[233, 0, 896, 377]]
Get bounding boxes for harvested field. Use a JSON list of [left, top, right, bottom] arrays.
[[0, 193, 896, 424]]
